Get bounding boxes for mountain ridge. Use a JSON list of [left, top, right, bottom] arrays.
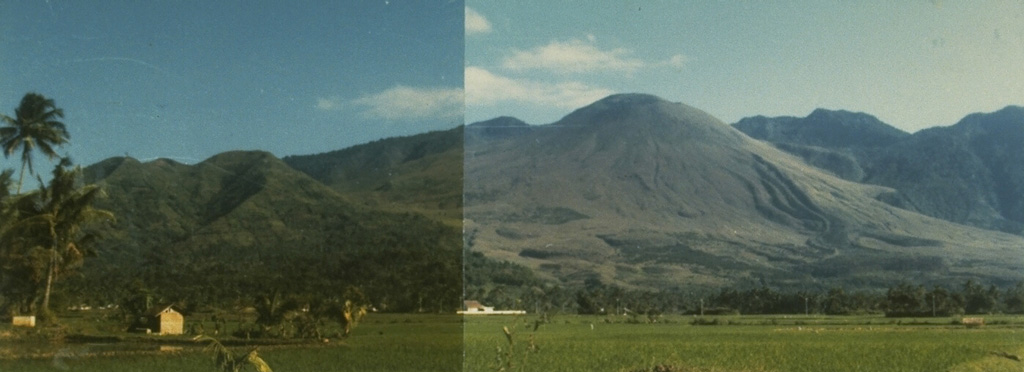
[[78, 150, 462, 311], [64, 95, 1023, 302], [735, 105, 1024, 234], [283, 127, 463, 225], [466, 94, 1024, 290]]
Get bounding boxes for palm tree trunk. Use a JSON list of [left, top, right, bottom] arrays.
[[16, 160, 26, 194], [40, 221, 58, 316], [41, 251, 55, 314]]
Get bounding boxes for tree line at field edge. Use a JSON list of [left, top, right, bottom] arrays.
[[468, 251, 1023, 318]]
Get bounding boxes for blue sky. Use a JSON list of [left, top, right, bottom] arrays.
[[3, 1, 1022, 178], [466, 1, 1024, 133], [0, 0, 463, 171]]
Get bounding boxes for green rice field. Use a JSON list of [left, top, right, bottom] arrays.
[[0, 314, 464, 372], [464, 314, 1024, 372], [0, 314, 1021, 371]]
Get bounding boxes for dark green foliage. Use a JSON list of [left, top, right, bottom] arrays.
[[820, 287, 881, 315], [883, 283, 929, 317], [252, 292, 300, 335], [466, 263, 1014, 317], [1003, 281, 1024, 314], [924, 286, 963, 317], [283, 127, 463, 224], [465, 251, 542, 288], [883, 283, 970, 317], [0, 158, 114, 318], [962, 279, 1001, 314], [0, 93, 71, 193], [72, 151, 463, 314], [118, 280, 158, 325], [283, 127, 461, 184]]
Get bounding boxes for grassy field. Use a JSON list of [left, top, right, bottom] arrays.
[[463, 314, 1024, 372], [0, 313, 1021, 371], [0, 313, 464, 372]]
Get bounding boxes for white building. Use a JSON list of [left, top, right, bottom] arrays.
[[457, 300, 526, 315]]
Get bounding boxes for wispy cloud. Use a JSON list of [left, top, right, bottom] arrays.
[[661, 54, 688, 68], [502, 37, 644, 74], [465, 7, 491, 35], [316, 96, 344, 111], [349, 85, 463, 121], [67, 57, 167, 74], [466, 66, 613, 109]]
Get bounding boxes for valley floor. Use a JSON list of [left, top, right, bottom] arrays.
[[1, 313, 1021, 371], [464, 314, 1024, 372]]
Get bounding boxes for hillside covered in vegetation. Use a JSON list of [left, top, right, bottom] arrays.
[[74, 151, 462, 313]]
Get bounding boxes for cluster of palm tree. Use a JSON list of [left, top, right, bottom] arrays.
[[243, 287, 369, 340], [0, 93, 114, 322]]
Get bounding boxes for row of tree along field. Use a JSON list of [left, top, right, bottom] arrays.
[[468, 278, 1024, 318], [467, 249, 1024, 317]]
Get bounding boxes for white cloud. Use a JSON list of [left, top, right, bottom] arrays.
[[465, 7, 491, 35], [465, 66, 613, 109], [350, 85, 463, 121], [316, 96, 343, 111], [502, 38, 645, 74], [662, 54, 689, 68]]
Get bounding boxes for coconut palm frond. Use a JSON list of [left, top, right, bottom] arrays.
[[195, 335, 237, 372], [194, 335, 274, 372], [502, 326, 513, 345], [0, 168, 14, 199], [243, 349, 273, 372], [0, 93, 71, 192]]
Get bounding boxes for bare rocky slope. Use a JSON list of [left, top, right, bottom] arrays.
[[465, 94, 1024, 291], [735, 106, 1024, 234]]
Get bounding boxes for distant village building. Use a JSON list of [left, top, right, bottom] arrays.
[[12, 316, 35, 327], [458, 300, 526, 315], [962, 317, 985, 328], [136, 305, 184, 335]]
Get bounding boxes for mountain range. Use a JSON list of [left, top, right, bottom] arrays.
[[734, 105, 1024, 234], [282, 128, 463, 226], [70, 94, 1022, 303], [78, 150, 461, 311], [465, 94, 1023, 290]]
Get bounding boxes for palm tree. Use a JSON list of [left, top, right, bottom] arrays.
[[5, 158, 114, 318], [253, 291, 299, 335], [0, 93, 71, 193], [194, 335, 273, 372], [0, 168, 14, 200]]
